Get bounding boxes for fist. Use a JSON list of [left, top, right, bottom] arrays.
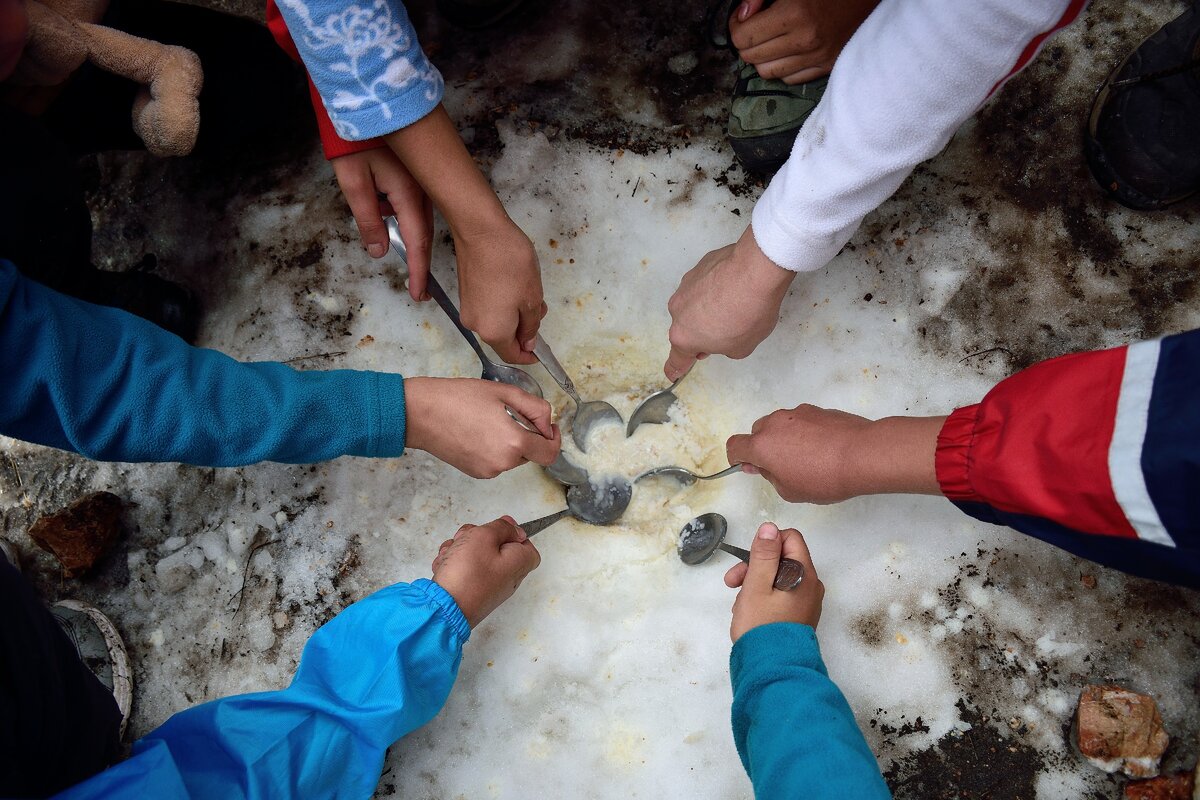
[[432, 516, 541, 628], [726, 523, 824, 642]]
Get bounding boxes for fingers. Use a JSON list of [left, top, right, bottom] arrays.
[[779, 528, 816, 581], [389, 189, 433, 302], [337, 166, 391, 260], [735, 0, 766, 23], [724, 561, 748, 588], [664, 343, 697, 383], [744, 522, 784, 595], [499, 384, 557, 443], [725, 432, 755, 468], [515, 301, 547, 360]]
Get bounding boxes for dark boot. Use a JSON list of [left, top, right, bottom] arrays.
[[1085, 5, 1200, 209]]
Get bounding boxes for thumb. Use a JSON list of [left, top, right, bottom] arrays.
[[745, 522, 783, 594], [726, 433, 756, 468], [664, 344, 697, 382]]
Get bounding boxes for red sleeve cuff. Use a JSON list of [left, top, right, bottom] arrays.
[[935, 404, 982, 502], [307, 79, 386, 160]]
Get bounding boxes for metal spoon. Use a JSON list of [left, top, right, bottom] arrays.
[[518, 478, 634, 536], [532, 337, 623, 452], [626, 365, 691, 437], [385, 218, 543, 398], [636, 463, 743, 486], [677, 513, 805, 590]]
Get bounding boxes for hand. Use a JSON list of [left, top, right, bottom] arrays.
[[403, 377, 561, 478], [331, 148, 434, 301], [432, 516, 540, 628], [0, 0, 28, 81], [729, 0, 881, 84], [665, 226, 795, 381], [454, 217, 546, 365], [726, 404, 945, 503], [726, 523, 824, 642]]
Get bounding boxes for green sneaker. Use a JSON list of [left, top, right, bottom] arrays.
[[52, 600, 133, 738], [728, 60, 828, 175], [436, 0, 532, 29]]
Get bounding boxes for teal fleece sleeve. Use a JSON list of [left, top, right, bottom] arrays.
[[0, 260, 407, 465], [55, 579, 470, 799], [731, 623, 891, 799]]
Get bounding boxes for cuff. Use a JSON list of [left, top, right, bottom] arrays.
[[935, 404, 981, 502], [750, 171, 860, 273], [731, 622, 825, 686], [412, 578, 472, 645], [369, 372, 408, 457], [328, 76, 443, 141], [310, 79, 386, 160]]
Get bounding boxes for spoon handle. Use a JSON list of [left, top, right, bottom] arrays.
[[533, 336, 583, 406], [700, 464, 744, 481], [718, 543, 806, 591], [517, 509, 573, 537], [385, 218, 493, 368]]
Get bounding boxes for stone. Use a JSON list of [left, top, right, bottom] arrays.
[[28, 492, 126, 578], [1076, 684, 1170, 778], [1124, 772, 1194, 800]]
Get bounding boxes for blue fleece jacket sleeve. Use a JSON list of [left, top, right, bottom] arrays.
[[55, 578, 470, 800], [273, 0, 443, 140], [731, 623, 891, 799], [0, 261, 407, 465]]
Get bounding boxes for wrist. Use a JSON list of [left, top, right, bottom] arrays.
[[402, 377, 436, 453], [736, 225, 797, 295]]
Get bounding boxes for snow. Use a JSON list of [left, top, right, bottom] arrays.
[[2, 0, 1199, 797]]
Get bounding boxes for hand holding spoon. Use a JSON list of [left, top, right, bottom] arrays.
[[677, 513, 805, 590]]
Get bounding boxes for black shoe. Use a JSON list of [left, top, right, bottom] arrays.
[[1085, 6, 1200, 210], [88, 257, 201, 344]]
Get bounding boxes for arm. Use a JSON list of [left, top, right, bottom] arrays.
[[55, 518, 540, 800], [0, 260, 406, 465], [732, 624, 891, 799], [726, 525, 890, 798], [55, 579, 469, 799]]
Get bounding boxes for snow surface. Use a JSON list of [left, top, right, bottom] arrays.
[[2, 1, 1200, 798]]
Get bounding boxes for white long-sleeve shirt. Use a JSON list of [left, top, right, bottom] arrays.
[[751, 0, 1087, 272]]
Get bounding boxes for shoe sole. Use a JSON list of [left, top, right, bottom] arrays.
[[728, 127, 802, 174], [54, 600, 133, 739]]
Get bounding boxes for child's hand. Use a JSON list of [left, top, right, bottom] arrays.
[[331, 148, 434, 301], [726, 523, 824, 643], [403, 377, 561, 478], [728, 0, 880, 85], [726, 405, 945, 503], [432, 516, 540, 628], [454, 218, 546, 365]]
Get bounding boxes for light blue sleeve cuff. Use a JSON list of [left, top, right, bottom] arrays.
[[411, 578, 472, 645]]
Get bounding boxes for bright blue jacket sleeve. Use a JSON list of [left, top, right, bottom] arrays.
[[273, 0, 443, 140], [0, 260, 407, 465], [55, 578, 470, 799], [731, 623, 891, 799]]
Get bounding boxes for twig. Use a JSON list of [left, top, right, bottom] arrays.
[[229, 531, 279, 615], [5, 454, 20, 488], [959, 346, 1013, 364], [283, 351, 346, 365], [631, 177, 641, 198]]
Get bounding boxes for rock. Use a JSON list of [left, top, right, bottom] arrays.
[[28, 492, 126, 578], [1124, 773, 1194, 800], [1076, 684, 1170, 778]]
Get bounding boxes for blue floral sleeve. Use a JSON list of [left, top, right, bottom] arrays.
[[274, 0, 444, 140]]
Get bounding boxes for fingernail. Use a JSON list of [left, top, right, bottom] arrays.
[[758, 523, 779, 541], [522, 338, 536, 352], [368, 243, 385, 258], [737, 1, 750, 21]]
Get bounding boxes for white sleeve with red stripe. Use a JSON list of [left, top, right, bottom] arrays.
[[935, 330, 1199, 585], [750, 0, 1086, 272]]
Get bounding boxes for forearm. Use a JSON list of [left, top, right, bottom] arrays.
[[0, 261, 407, 465], [55, 580, 470, 799], [846, 415, 945, 497], [731, 624, 890, 798], [384, 106, 508, 239], [752, 0, 1079, 272]]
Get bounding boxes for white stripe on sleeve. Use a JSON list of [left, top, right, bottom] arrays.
[[1108, 339, 1175, 548]]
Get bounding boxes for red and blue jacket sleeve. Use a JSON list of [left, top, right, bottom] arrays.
[[936, 329, 1200, 587], [264, 0, 386, 160], [54, 579, 470, 799]]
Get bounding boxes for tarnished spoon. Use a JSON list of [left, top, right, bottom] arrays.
[[518, 477, 633, 536], [636, 463, 743, 486], [532, 336, 623, 452], [677, 513, 804, 590], [626, 365, 692, 437]]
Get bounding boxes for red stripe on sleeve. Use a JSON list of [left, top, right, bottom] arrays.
[[936, 345, 1138, 539], [987, 0, 1089, 97]]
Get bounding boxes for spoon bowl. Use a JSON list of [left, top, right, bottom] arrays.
[[532, 336, 623, 451], [518, 476, 634, 536], [627, 366, 691, 437], [677, 513, 806, 590]]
